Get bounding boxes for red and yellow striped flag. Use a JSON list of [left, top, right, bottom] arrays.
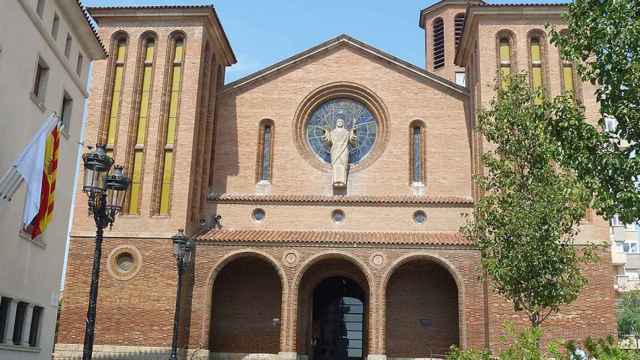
[[28, 124, 60, 239]]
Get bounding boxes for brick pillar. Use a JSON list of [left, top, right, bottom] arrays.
[[367, 280, 386, 360], [3, 299, 17, 344], [20, 304, 34, 346], [279, 279, 296, 360]]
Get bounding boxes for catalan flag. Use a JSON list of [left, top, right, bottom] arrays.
[[27, 122, 60, 239], [0, 114, 60, 238]]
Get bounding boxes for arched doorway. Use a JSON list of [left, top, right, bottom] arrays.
[[209, 256, 282, 357], [298, 258, 370, 360], [385, 258, 459, 358]]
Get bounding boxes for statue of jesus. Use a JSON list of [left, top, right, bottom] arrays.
[[323, 119, 357, 188]]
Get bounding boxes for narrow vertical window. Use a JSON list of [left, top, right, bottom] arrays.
[[60, 91, 72, 137], [529, 35, 544, 90], [498, 36, 512, 89], [158, 36, 185, 215], [0, 297, 10, 341], [64, 34, 72, 58], [257, 121, 273, 182], [410, 123, 425, 184], [454, 13, 465, 48], [36, 0, 45, 17], [103, 36, 127, 158], [433, 18, 445, 69], [28, 306, 42, 347], [33, 58, 49, 102], [76, 53, 83, 76], [126, 36, 155, 214], [12, 302, 27, 345], [51, 13, 59, 39]]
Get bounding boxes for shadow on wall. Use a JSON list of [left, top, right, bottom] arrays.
[[54, 348, 208, 360]]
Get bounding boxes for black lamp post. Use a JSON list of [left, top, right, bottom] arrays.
[[170, 229, 194, 360], [81, 145, 130, 360]]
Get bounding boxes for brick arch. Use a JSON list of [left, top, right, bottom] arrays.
[[200, 250, 288, 353], [381, 253, 465, 355], [289, 251, 377, 355]]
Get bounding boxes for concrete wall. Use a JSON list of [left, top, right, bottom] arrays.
[[0, 0, 102, 359]]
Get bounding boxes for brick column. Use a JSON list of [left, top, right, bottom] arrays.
[[279, 278, 296, 360], [2, 299, 17, 344], [20, 304, 34, 346], [367, 279, 387, 360]]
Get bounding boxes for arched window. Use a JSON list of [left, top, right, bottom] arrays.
[[559, 31, 577, 97], [432, 18, 445, 69], [528, 31, 546, 92], [454, 13, 465, 48], [102, 33, 128, 157], [257, 120, 274, 182], [497, 31, 514, 90], [125, 34, 156, 214], [157, 33, 185, 215], [410, 121, 426, 184]]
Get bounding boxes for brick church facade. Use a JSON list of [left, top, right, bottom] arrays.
[[56, 2, 616, 360]]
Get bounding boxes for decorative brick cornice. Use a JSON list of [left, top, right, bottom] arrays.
[[195, 229, 472, 247], [207, 193, 474, 206]]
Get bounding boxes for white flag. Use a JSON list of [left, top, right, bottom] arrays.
[[14, 114, 59, 226]]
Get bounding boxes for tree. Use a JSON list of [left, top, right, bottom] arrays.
[[618, 290, 640, 348], [549, 0, 640, 223], [462, 73, 597, 328]]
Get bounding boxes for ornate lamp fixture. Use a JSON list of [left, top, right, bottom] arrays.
[[80, 145, 129, 360], [170, 229, 194, 360]]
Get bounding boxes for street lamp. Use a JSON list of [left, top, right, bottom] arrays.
[[81, 145, 130, 360], [170, 229, 194, 360]]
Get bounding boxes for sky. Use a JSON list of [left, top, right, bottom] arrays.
[[82, 0, 567, 83]]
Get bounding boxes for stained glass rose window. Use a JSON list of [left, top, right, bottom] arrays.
[[305, 98, 378, 165]]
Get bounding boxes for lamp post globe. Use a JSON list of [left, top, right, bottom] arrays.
[[80, 144, 129, 360]]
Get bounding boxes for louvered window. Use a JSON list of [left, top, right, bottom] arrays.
[[454, 13, 465, 48], [433, 18, 445, 69]]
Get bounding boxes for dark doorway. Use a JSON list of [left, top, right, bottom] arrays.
[[311, 277, 365, 360]]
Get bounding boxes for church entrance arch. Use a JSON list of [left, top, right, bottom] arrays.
[[209, 255, 282, 357], [297, 258, 370, 360], [385, 258, 460, 358]]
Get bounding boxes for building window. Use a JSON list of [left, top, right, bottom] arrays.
[[76, 53, 83, 76], [36, 0, 45, 17], [455, 71, 466, 86], [28, 306, 42, 347], [529, 34, 545, 92], [60, 91, 72, 137], [497, 34, 513, 90], [125, 35, 155, 214], [257, 121, 273, 182], [51, 13, 59, 39], [157, 34, 185, 215], [102, 34, 127, 157], [0, 297, 10, 341], [32, 57, 49, 103], [64, 34, 72, 58], [410, 122, 426, 184], [12, 302, 27, 345], [454, 13, 465, 48], [432, 17, 445, 69]]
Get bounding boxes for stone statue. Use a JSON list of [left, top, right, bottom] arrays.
[[324, 119, 357, 188]]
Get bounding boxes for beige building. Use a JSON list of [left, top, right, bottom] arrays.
[[0, 0, 105, 359]]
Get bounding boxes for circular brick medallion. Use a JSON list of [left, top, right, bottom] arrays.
[[369, 252, 386, 269], [283, 250, 300, 268], [107, 245, 143, 281]]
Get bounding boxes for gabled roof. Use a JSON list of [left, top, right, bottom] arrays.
[[223, 34, 467, 96], [87, 4, 236, 65]]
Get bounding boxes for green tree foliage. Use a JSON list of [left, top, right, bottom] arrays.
[[447, 325, 639, 360], [462, 73, 597, 328], [618, 290, 640, 339], [549, 0, 640, 223]]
